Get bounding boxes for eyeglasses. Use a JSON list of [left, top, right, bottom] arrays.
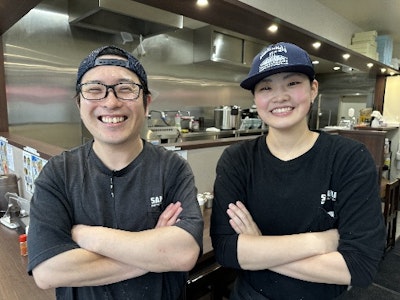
[[78, 82, 143, 101]]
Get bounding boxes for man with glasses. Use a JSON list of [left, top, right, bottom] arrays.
[[27, 45, 203, 299]]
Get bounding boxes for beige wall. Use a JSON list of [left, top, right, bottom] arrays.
[[383, 77, 400, 124], [239, 0, 361, 50], [186, 146, 227, 194]]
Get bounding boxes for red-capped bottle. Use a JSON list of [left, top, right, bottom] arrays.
[[19, 234, 28, 256]]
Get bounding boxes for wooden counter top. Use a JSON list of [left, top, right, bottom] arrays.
[[0, 225, 55, 299], [0, 132, 65, 159]]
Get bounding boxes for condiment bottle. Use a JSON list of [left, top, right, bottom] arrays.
[[19, 233, 28, 256]]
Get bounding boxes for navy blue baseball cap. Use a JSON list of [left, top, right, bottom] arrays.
[[76, 45, 148, 93], [240, 42, 315, 91]]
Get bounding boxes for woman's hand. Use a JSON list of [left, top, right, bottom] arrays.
[[227, 201, 261, 236]]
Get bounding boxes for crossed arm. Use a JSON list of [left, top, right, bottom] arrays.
[[33, 202, 200, 289], [227, 201, 351, 285]]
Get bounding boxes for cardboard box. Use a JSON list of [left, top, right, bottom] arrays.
[[353, 30, 378, 39]]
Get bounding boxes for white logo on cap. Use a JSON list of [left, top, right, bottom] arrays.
[[259, 45, 289, 73]]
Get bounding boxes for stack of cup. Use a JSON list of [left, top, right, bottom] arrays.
[[197, 193, 207, 215], [203, 192, 214, 208]]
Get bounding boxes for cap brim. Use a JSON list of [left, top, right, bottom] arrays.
[[240, 65, 315, 91]]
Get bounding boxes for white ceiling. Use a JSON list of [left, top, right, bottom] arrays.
[[316, 0, 400, 58]]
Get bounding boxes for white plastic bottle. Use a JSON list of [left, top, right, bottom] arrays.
[[174, 113, 181, 131], [384, 138, 391, 169]]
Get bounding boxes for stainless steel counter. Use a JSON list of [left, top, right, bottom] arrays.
[[148, 127, 268, 143], [179, 128, 267, 141]]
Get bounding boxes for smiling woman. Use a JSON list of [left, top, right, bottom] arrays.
[[210, 42, 386, 300]]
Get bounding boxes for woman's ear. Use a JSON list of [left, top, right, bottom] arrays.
[[311, 79, 319, 101]]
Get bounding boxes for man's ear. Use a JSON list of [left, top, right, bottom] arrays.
[[144, 94, 152, 113]]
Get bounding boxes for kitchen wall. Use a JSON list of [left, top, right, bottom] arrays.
[[3, 0, 254, 149], [312, 72, 376, 128], [3, 0, 376, 149]]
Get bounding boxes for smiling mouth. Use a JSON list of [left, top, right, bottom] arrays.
[[271, 107, 294, 114], [99, 116, 127, 124]]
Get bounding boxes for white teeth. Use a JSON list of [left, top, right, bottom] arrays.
[[272, 107, 293, 114], [101, 116, 125, 124]]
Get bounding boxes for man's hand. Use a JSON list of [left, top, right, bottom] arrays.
[[71, 202, 183, 248], [227, 201, 261, 236], [155, 201, 183, 228]]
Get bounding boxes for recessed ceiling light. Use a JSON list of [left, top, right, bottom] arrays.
[[312, 60, 319, 65], [333, 66, 341, 71], [342, 54, 350, 60], [196, 0, 208, 7], [381, 68, 387, 73], [312, 42, 321, 49], [367, 63, 373, 68], [268, 24, 278, 33]]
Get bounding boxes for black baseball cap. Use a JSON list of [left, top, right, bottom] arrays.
[[240, 42, 315, 91], [76, 45, 148, 93]]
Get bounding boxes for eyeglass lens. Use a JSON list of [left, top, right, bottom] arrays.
[[80, 82, 142, 101]]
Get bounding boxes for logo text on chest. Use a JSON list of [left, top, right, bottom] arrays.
[[151, 196, 163, 207]]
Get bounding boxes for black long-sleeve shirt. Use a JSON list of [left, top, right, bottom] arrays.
[[210, 131, 386, 300]]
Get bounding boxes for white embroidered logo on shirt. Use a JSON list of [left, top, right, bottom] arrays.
[[150, 196, 163, 207], [320, 190, 337, 217]]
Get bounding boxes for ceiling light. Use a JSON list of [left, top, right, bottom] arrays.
[[381, 68, 387, 73], [312, 60, 319, 65], [312, 42, 321, 49], [333, 66, 341, 71], [196, 0, 209, 7], [342, 54, 350, 60], [367, 63, 373, 68], [268, 24, 278, 33]]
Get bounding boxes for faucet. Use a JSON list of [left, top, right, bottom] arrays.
[[148, 110, 169, 126]]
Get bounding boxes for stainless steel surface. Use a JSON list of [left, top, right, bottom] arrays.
[[179, 128, 267, 142], [147, 126, 267, 143], [68, 0, 183, 37], [3, 0, 377, 149], [4, 0, 252, 149], [193, 25, 267, 70], [0, 174, 19, 213]]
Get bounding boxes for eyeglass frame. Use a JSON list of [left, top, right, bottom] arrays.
[[77, 81, 144, 101]]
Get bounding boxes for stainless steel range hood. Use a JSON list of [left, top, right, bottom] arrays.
[[68, 0, 183, 37]]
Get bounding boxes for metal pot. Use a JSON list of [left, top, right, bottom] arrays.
[[214, 106, 242, 130], [214, 106, 231, 129]]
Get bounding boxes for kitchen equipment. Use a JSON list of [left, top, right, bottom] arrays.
[[230, 105, 242, 129], [214, 105, 242, 130], [148, 126, 180, 143], [0, 192, 30, 229], [214, 106, 230, 130], [0, 174, 19, 215]]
